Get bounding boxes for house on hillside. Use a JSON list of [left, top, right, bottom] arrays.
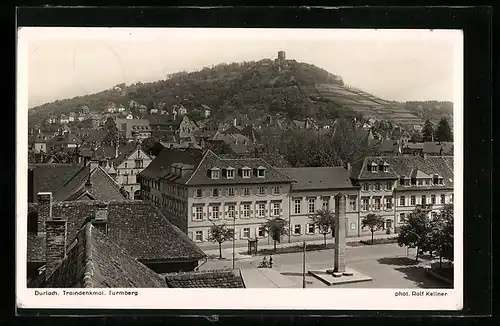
[[59, 114, 69, 124], [149, 108, 159, 114], [81, 105, 90, 115], [68, 112, 76, 122], [118, 104, 125, 112], [115, 118, 150, 141], [201, 104, 211, 118]]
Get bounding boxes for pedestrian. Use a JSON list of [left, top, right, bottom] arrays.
[[269, 256, 273, 268]]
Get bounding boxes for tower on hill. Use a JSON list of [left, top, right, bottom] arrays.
[[278, 50, 286, 61]]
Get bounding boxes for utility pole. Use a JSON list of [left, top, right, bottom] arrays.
[[232, 214, 236, 269], [302, 241, 306, 289]]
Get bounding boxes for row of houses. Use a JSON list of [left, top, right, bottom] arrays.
[[137, 147, 454, 246]]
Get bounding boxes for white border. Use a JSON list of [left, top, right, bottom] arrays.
[[16, 28, 463, 311]]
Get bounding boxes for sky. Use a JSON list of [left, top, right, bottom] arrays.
[[19, 28, 462, 108]]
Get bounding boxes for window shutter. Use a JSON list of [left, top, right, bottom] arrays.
[[240, 228, 244, 239], [280, 202, 283, 214], [305, 223, 309, 234], [256, 227, 260, 237], [192, 206, 196, 221], [188, 231, 193, 240], [203, 206, 207, 219]]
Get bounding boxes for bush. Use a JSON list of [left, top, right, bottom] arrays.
[[359, 237, 398, 245]]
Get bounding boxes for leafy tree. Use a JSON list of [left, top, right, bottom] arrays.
[[421, 119, 435, 142], [262, 218, 289, 252], [207, 222, 235, 259], [361, 213, 385, 243], [309, 209, 336, 245], [410, 132, 423, 143], [435, 117, 453, 142], [141, 136, 160, 156], [397, 207, 432, 261], [429, 204, 454, 267]]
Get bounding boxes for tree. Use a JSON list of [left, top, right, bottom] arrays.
[[397, 207, 432, 260], [141, 136, 160, 156], [410, 132, 423, 143], [429, 204, 454, 267], [309, 209, 336, 245], [435, 117, 453, 142], [207, 222, 235, 259], [421, 119, 435, 142], [361, 213, 385, 243], [103, 118, 120, 146], [262, 218, 289, 252]]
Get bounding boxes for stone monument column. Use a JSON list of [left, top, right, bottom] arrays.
[[334, 193, 347, 275]]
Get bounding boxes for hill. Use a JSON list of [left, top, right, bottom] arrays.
[[28, 54, 429, 126]]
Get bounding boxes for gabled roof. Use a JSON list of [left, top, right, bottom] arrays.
[[163, 269, 245, 288], [31, 223, 166, 288], [277, 167, 356, 191], [27, 200, 206, 265], [53, 163, 125, 201], [29, 164, 82, 202], [139, 147, 204, 180], [184, 150, 294, 186], [351, 155, 454, 188], [111, 146, 149, 167]]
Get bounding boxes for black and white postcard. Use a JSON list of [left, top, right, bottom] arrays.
[[16, 27, 463, 310]]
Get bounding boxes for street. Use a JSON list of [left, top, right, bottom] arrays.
[[200, 244, 449, 289]]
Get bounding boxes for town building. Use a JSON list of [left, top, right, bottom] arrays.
[[201, 104, 211, 118], [350, 155, 454, 234], [138, 149, 294, 244], [111, 146, 153, 199], [115, 118, 150, 141], [277, 165, 360, 239], [27, 193, 207, 282]]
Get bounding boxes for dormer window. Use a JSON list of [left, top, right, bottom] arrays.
[[382, 162, 390, 172], [242, 167, 251, 178], [369, 162, 378, 173], [257, 166, 266, 178], [226, 167, 235, 179], [211, 168, 220, 179]]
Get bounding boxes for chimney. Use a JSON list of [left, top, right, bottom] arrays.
[[45, 213, 67, 280], [91, 204, 109, 235], [115, 145, 119, 158], [233, 117, 237, 127], [37, 192, 53, 233], [344, 162, 351, 170], [89, 160, 99, 172], [83, 156, 89, 167], [423, 153, 427, 159]]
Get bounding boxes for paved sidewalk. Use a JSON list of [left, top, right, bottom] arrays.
[[203, 233, 397, 258]]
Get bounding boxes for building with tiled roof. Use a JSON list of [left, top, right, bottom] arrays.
[[27, 193, 206, 282], [163, 269, 245, 288], [53, 161, 126, 201], [29, 222, 167, 288], [28, 164, 82, 203], [139, 149, 294, 244], [277, 166, 360, 238], [115, 118, 150, 140], [350, 155, 454, 234]]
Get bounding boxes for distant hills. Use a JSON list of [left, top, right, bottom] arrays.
[[28, 53, 452, 126]]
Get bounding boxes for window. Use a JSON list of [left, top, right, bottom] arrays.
[[308, 198, 316, 213], [227, 188, 235, 197], [258, 186, 265, 195], [411, 196, 416, 205], [135, 159, 143, 168], [386, 182, 392, 191], [383, 165, 388, 172], [349, 195, 357, 211], [243, 204, 250, 218], [398, 213, 405, 223], [273, 202, 281, 216], [195, 207, 203, 220], [421, 195, 426, 205], [258, 203, 266, 217], [441, 194, 446, 205], [258, 227, 265, 237], [294, 199, 301, 214], [243, 187, 250, 196], [363, 183, 369, 191], [195, 231, 203, 242], [400, 196, 405, 206], [375, 183, 381, 191], [417, 179, 423, 186], [242, 168, 251, 178], [322, 197, 329, 210], [228, 205, 235, 219], [308, 224, 315, 234], [431, 195, 436, 205], [28, 212, 38, 234], [243, 228, 250, 238], [257, 168, 266, 178], [374, 197, 381, 210], [385, 197, 392, 210], [294, 224, 301, 235], [273, 186, 280, 194], [212, 206, 220, 219], [195, 189, 203, 198], [212, 188, 219, 197], [451, 194, 454, 203], [211, 170, 220, 179], [362, 198, 369, 211], [226, 169, 234, 179]]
